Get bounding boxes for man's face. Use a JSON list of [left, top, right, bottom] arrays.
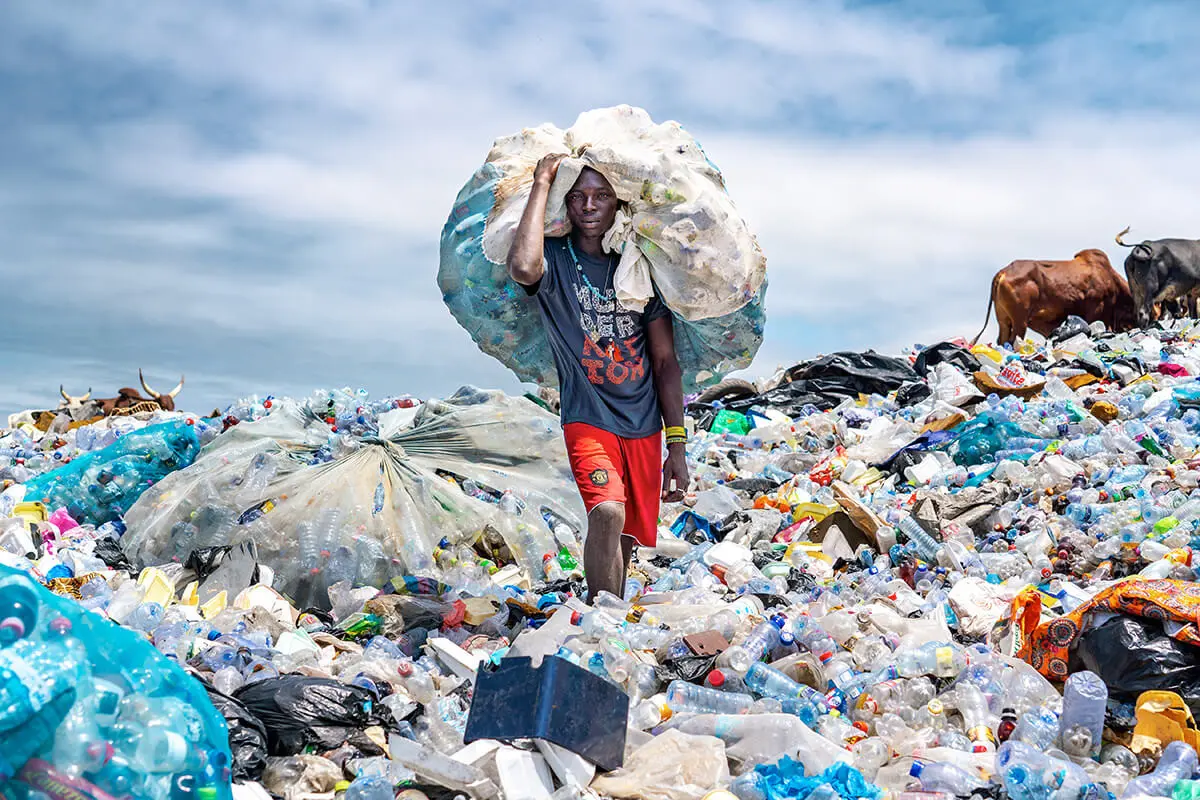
[[566, 167, 619, 236]]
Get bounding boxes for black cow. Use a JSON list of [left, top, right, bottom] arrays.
[[1117, 227, 1200, 328]]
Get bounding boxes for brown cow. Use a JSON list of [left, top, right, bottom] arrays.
[[970, 249, 1136, 346], [58, 371, 185, 417]]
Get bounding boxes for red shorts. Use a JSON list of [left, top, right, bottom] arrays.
[[563, 422, 662, 548]]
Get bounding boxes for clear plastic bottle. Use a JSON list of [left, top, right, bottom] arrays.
[[718, 621, 782, 674], [956, 684, 996, 754], [665, 680, 753, 715], [124, 602, 165, 634], [706, 669, 749, 694], [896, 515, 943, 562], [908, 761, 983, 795], [344, 775, 396, 800], [743, 661, 826, 709], [1125, 740, 1200, 798], [1058, 670, 1106, 758], [631, 693, 670, 730]]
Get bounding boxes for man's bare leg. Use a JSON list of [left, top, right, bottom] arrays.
[[584, 502, 625, 602]]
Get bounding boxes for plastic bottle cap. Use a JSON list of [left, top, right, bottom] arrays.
[[708, 670, 726, 687], [909, 761, 924, 778]]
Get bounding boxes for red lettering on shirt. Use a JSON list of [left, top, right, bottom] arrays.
[[582, 337, 606, 359], [627, 357, 645, 382], [606, 360, 630, 384], [582, 359, 605, 384]]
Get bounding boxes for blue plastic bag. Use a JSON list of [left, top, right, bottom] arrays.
[[20, 420, 201, 526], [0, 564, 232, 798]]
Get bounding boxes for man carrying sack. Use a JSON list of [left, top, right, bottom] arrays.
[[507, 153, 689, 601]]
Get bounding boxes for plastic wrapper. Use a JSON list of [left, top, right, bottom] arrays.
[[438, 105, 766, 391], [0, 563, 233, 798], [590, 728, 730, 800], [13, 420, 200, 525], [121, 387, 586, 600]]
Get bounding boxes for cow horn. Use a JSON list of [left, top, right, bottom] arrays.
[[139, 369, 161, 400], [1116, 226, 1134, 247], [60, 386, 92, 404], [167, 375, 184, 399]]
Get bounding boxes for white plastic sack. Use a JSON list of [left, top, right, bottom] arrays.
[[439, 106, 767, 391], [481, 106, 765, 319], [122, 387, 586, 602], [947, 576, 1018, 639], [930, 363, 984, 408]]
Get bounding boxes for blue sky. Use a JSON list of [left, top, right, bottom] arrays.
[[4, 1, 1200, 416]]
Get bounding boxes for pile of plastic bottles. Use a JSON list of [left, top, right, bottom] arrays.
[[5, 323, 1200, 798]]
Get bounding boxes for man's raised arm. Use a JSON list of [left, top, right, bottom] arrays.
[[507, 153, 566, 286]]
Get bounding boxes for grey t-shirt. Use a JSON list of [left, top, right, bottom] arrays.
[[526, 236, 670, 438]]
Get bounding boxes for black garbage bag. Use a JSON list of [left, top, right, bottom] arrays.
[[1073, 616, 1200, 711], [782, 351, 919, 395], [654, 653, 718, 684], [203, 683, 269, 781], [874, 430, 961, 473], [914, 342, 981, 378], [235, 676, 397, 756], [895, 381, 933, 407], [1051, 315, 1091, 342], [724, 351, 920, 416], [92, 535, 135, 572]]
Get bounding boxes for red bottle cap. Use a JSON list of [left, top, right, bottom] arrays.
[[707, 670, 726, 687]]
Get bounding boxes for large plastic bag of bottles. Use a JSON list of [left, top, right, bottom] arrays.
[[7, 420, 202, 525], [121, 387, 586, 602], [0, 563, 232, 798], [438, 104, 767, 391]]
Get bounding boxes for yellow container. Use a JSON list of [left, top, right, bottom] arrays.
[[12, 502, 47, 523]]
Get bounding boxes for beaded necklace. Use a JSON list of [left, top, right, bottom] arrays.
[[566, 238, 621, 361], [566, 237, 616, 298]]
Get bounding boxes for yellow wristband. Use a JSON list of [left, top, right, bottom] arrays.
[[665, 426, 687, 439]]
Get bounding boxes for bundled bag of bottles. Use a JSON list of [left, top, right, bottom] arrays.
[[121, 387, 586, 602], [438, 104, 768, 392], [0, 563, 233, 798], [10, 420, 202, 526]]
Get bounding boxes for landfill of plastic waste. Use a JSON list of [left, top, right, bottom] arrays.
[[7, 318, 1200, 798]]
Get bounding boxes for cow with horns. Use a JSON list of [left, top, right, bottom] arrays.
[[13, 372, 186, 432], [58, 371, 185, 418]]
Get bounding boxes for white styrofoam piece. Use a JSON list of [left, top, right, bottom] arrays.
[[535, 739, 596, 788], [495, 746, 554, 800], [427, 635, 484, 681], [452, 738, 502, 766], [389, 734, 499, 799]]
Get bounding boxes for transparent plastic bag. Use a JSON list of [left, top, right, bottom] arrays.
[[590, 729, 731, 800], [122, 387, 586, 601], [438, 105, 766, 391]]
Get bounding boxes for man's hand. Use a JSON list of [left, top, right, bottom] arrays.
[[662, 445, 689, 503], [533, 153, 567, 187]]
